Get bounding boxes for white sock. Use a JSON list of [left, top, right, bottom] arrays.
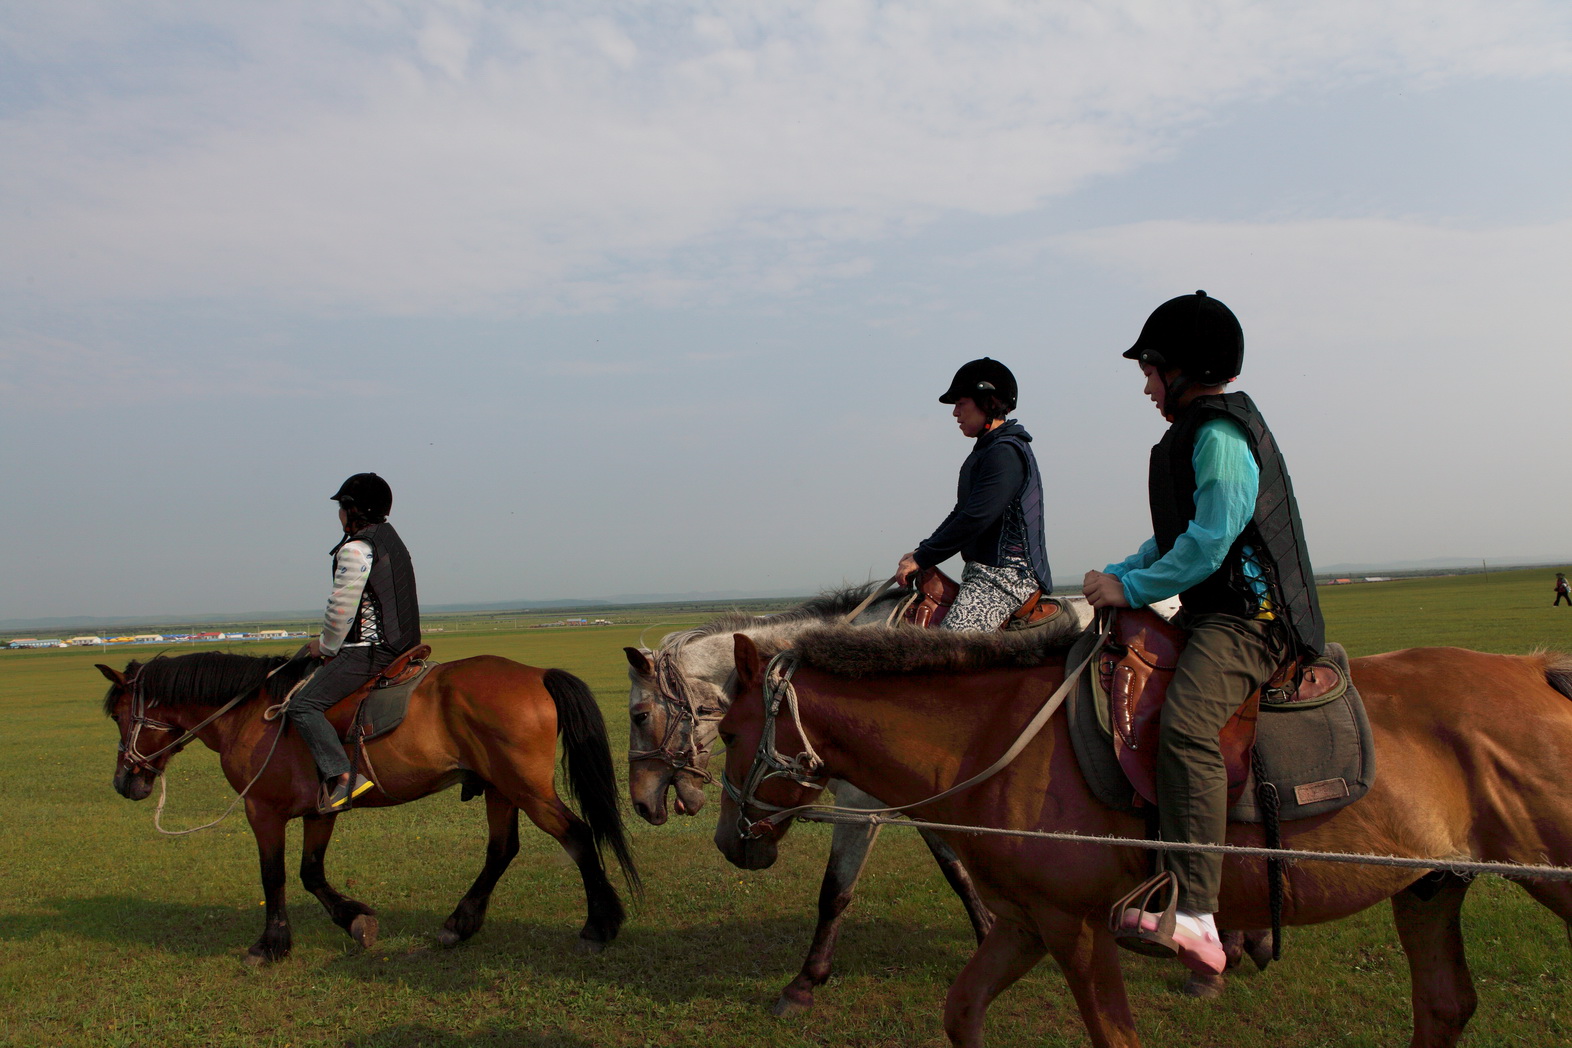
[[1175, 910, 1218, 940]]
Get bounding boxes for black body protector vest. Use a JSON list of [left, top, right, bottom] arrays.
[[1149, 392, 1324, 660], [332, 522, 421, 653], [992, 433, 1054, 594]]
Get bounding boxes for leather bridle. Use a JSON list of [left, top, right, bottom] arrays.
[[115, 661, 293, 773], [626, 645, 720, 784]]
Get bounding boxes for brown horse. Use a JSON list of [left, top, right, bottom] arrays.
[[715, 625, 1572, 1048], [99, 650, 638, 964]]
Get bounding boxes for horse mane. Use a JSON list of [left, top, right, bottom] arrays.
[[1535, 649, 1572, 700], [657, 581, 893, 653], [775, 605, 1087, 678], [103, 651, 313, 715]]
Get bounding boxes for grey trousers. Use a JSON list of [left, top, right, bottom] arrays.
[[1157, 612, 1283, 913], [287, 646, 391, 780]]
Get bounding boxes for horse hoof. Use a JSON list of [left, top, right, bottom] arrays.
[[770, 994, 813, 1017], [1244, 932, 1275, 971], [1181, 972, 1226, 999], [350, 915, 379, 950], [243, 947, 273, 968], [575, 937, 608, 955], [435, 927, 463, 949]]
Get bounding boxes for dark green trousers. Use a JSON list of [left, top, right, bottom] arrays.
[[1157, 612, 1283, 913]]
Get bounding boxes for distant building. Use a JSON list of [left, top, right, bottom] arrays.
[[67, 636, 105, 646], [132, 634, 165, 643], [8, 638, 63, 649], [258, 629, 290, 639]]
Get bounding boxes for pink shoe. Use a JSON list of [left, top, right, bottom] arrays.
[[1171, 916, 1226, 976]]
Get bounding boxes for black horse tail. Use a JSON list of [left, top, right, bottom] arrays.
[[543, 668, 641, 895]]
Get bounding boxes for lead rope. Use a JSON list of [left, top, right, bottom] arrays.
[[151, 672, 308, 836]]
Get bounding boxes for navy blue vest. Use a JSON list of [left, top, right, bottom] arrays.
[[991, 433, 1053, 593]]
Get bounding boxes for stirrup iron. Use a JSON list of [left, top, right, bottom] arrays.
[[1109, 870, 1180, 958]]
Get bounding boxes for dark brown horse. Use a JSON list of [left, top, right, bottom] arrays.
[[100, 650, 638, 963], [715, 626, 1572, 1048]]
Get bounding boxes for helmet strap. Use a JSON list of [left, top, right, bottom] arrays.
[[1162, 373, 1195, 418]]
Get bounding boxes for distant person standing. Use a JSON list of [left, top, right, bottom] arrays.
[[1556, 573, 1570, 607], [895, 358, 1053, 632]]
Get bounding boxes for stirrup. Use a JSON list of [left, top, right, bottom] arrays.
[[1109, 870, 1180, 958], [317, 773, 374, 815]]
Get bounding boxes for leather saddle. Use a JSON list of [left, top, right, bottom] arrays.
[[901, 566, 1060, 631], [1098, 609, 1337, 808], [320, 644, 434, 743]]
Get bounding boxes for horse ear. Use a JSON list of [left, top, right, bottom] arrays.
[[733, 634, 763, 690], [95, 664, 125, 685], [623, 646, 655, 677]]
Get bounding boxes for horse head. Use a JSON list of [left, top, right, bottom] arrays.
[[97, 661, 180, 801], [712, 633, 827, 871], [625, 645, 713, 824]]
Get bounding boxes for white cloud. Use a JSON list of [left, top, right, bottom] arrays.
[[1, 1, 1568, 316]]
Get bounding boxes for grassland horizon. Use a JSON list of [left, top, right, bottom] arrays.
[[3, 566, 1569, 1046]]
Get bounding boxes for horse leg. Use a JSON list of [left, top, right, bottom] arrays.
[[1391, 873, 1476, 1048], [1510, 877, 1572, 951], [515, 791, 624, 951], [1032, 910, 1141, 1048], [942, 918, 1048, 1048], [244, 806, 292, 965], [918, 826, 995, 945], [771, 817, 883, 1016], [298, 813, 378, 949], [436, 787, 520, 948]]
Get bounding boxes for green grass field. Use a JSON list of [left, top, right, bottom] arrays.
[[2, 568, 1570, 1047]]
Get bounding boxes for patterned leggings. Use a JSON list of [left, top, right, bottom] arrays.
[[941, 560, 1041, 632]]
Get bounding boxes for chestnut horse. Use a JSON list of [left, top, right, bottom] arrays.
[[100, 651, 638, 963], [715, 625, 1572, 1047]]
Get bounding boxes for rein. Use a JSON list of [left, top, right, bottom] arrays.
[[726, 616, 1110, 840]]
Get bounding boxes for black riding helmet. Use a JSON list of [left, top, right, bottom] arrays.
[[1123, 290, 1243, 385], [939, 358, 1018, 414], [331, 472, 393, 522]]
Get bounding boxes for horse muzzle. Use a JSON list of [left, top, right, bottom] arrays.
[[113, 763, 157, 801]]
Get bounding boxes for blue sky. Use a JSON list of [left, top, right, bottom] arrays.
[[2, 1, 1569, 620]]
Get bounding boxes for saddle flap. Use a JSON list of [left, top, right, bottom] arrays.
[[377, 643, 432, 688], [901, 566, 960, 629], [1099, 608, 1263, 809]]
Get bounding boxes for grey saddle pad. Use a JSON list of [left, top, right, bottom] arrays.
[[1064, 627, 1376, 824], [341, 662, 437, 745]]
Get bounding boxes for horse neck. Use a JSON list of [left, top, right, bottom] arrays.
[[790, 664, 1066, 812], [148, 693, 260, 757]]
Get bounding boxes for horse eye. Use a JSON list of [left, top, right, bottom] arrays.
[[632, 712, 650, 726]]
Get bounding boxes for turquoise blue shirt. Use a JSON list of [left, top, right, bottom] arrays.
[[1104, 417, 1267, 609]]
